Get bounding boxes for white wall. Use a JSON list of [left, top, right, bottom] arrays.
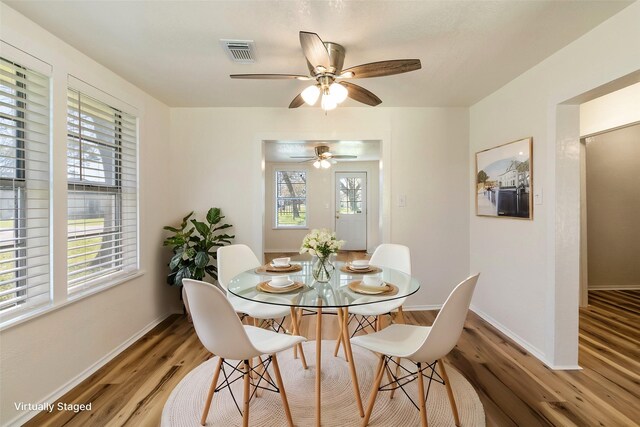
[[170, 107, 470, 309], [580, 82, 640, 136], [0, 5, 177, 425], [469, 1, 640, 368], [265, 160, 380, 253]]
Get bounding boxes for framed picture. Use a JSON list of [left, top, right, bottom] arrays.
[[475, 137, 533, 219]]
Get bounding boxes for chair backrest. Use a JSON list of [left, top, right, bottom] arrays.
[[369, 243, 411, 275], [183, 279, 258, 360], [217, 244, 261, 290], [410, 274, 479, 363]]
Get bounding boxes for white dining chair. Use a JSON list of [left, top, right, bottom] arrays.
[[335, 244, 411, 357], [183, 279, 306, 427], [351, 273, 480, 427], [217, 244, 292, 330], [217, 244, 308, 368]]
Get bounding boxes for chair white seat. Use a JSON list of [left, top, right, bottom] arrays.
[[230, 295, 290, 320], [244, 325, 306, 356], [349, 299, 404, 317], [351, 324, 431, 359]]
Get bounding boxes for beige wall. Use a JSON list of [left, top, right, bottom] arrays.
[[0, 5, 178, 425], [170, 107, 470, 310], [264, 160, 380, 253], [586, 124, 640, 289], [470, 1, 640, 368]]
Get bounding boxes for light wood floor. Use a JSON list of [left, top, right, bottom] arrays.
[[25, 290, 639, 426]]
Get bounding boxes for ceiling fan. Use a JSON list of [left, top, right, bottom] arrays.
[[290, 145, 356, 168], [230, 31, 421, 111]]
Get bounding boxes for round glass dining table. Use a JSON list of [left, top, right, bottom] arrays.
[[227, 259, 420, 427]]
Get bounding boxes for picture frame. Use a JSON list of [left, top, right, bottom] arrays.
[[475, 137, 533, 219]]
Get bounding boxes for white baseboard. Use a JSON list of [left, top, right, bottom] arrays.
[[402, 304, 443, 311], [469, 304, 558, 369], [7, 313, 173, 427], [588, 284, 640, 290], [264, 249, 300, 254]]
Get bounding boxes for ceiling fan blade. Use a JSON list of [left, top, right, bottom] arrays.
[[341, 59, 421, 79], [341, 82, 382, 106], [230, 74, 311, 80], [289, 93, 305, 108], [290, 156, 316, 159], [331, 155, 358, 159], [299, 31, 330, 70]]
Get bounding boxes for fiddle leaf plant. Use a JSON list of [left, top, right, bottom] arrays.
[[163, 207, 234, 287]]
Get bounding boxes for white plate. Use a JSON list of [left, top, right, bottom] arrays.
[[349, 264, 370, 270], [269, 279, 294, 288], [271, 263, 291, 268]]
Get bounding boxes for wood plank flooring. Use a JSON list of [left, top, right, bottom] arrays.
[[24, 290, 639, 427]]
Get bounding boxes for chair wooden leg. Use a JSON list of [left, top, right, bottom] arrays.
[[271, 354, 295, 427], [200, 357, 223, 426], [438, 359, 461, 426], [416, 362, 429, 427], [389, 307, 405, 399], [334, 307, 345, 358], [362, 355, 386, 426], [242, 360, 251, 427], [290, 307, 308, 369], [397, 306, 406, 324], [342, 308, 364, 417]]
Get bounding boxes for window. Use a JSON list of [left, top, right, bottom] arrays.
[[67, 89, 138, 291], [338, 176, 364, 214], [0, 57, 50, 317], [275, 170, 306, 227]]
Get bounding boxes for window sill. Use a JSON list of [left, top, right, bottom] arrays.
[[0, 270, 145, 332], [272, 226, 309, 230]]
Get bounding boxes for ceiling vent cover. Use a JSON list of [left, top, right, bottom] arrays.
[[221, 39, 255, 63]]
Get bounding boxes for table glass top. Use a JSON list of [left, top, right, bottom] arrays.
[[227, 260, 420, 309]]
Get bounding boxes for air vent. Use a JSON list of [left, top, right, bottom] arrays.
[[220, 39, 255, 63]]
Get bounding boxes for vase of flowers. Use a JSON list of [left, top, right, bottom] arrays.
[[300, 229, 345, 283]]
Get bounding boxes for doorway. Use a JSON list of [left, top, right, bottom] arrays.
[[335, 172, 367, 250]]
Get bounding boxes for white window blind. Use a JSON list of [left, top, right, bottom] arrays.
[[0, 57, 50, 316], [67, 89, 138, 291]]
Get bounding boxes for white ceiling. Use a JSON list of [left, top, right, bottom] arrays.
[[265, 140, 380, 163], [6, 0, 632, 108]]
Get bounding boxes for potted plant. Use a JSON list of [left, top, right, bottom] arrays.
[[163, 208, 234, 313]]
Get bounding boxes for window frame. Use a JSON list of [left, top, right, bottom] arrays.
[[66, 89, 138, 293], [274, 169, 308, 229]]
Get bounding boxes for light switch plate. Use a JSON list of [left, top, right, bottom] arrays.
[[534, 188, 543, 205], [398, 195, 406, 207]]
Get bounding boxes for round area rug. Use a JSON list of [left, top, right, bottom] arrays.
[[162, 341, 485, 426]]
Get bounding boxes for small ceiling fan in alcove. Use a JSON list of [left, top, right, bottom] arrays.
[[289, 145, 356, 168], [230, 31, 421, 111]]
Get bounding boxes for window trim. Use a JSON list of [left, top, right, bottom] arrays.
[[274, 169, 308, 229]]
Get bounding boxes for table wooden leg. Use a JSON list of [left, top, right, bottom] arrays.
[[290, 307, 308, 369], [316, 305, 322, 427], [342, 307, 365, 417]]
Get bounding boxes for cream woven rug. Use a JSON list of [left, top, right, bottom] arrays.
[[162, 341, 485, 426]]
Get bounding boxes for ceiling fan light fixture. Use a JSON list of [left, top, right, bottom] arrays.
[[321, 93, 337, 111], [320, 159, 331, 168], [301, 85, 320, 105], [313, 160, 321, 168], [329, 82, 348, 104]]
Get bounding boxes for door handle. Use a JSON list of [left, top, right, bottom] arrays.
[[335, 215, 340, 219]]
